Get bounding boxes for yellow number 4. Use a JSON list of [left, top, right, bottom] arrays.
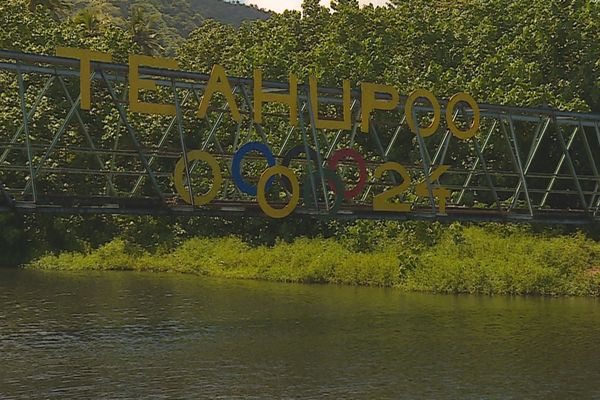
[[415, 165, 451, 214]]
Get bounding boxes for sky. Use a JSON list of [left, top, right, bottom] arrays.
[[244, 0, 389, 13]]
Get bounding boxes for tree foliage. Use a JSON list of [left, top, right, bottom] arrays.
[[179, 0, 600, 113], [1, 0, 599, 264]]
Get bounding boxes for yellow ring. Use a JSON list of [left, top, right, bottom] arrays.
[[405, 89, 441, 137], [446, 92, 480, 140], [174, 150, 222, 205], [257, 166, 299, 218]]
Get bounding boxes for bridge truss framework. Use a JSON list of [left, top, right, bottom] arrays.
[[1, 50, 599, 224]]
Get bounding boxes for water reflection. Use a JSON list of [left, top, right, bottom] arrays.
[[1, 268, 599, 399]]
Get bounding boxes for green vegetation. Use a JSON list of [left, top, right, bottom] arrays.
[[73, 0, 270, 30], [27, 0, 270, 53], [29, 224, 600, 296], [72, 0, 269, 52], [2, 0, 600, 297], [18, 0, 269, 55]]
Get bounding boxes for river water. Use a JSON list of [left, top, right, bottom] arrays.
[[1, 268, 599, 399]]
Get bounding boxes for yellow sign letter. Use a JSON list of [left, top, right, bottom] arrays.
[[197, 65, 241, 122], [56, 47, 112, 110], [129, 54, 178, 116], [360, 83, 399, 133], [309, 76, 352, 130], [254, 69, 298, 126]]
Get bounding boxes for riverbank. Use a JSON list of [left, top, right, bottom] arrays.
[[28, 225, 600, 296]]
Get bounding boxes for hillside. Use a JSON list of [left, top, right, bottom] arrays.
[[92, 0, 270, 32], [74, 0, 270, 40], [71, 0, 270, 53], [197, 0, 270, 28]]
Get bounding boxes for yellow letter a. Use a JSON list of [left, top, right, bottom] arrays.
[[197, 65, 241, 122]]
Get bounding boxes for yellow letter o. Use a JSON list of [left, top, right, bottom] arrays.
[[257, 166, 299, 218], [446, 92, 480, 140], [405, 89, 441, 137], [174, 150, 222, 205]]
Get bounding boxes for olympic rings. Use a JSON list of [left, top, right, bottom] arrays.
[[231, 141, 276, 196], [280, 144, 319, 192], [327, 148, 368, 200], [173, 150, 222, 205], [302, 169, 345, 215], [257, 165, 300, 218]]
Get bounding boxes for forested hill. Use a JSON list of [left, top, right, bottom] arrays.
[[78, 0, 269, 31], [64, 0, 270, 53], [179, 0, 269, 28], [76, 0, 270, 33]]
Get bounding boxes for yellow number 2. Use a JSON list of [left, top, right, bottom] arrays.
[[373, 162, 411, 212]]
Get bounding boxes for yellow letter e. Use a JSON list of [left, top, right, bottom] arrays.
[[129, 54, 178, 116]]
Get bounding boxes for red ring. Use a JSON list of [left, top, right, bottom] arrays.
[[327, 149, 368, 199]]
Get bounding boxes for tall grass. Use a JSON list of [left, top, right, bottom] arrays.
[[404, 226, 600, 296], [29, 226, 600, 296]]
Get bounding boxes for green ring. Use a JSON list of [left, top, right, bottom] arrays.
[[302, 169, 345, 216]]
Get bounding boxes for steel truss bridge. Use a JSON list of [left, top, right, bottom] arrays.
[[1, 50, 600, 224]]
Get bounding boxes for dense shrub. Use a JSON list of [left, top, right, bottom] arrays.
[[30, 227, 600, 296]]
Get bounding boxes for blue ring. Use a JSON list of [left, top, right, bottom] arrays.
[[232, 142, 276, 196]]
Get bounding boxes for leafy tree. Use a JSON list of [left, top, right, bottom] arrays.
[[127, 5, 164, 55], [28, 0, 72, 19], [1, 0, 599, 264], [72, 7, 109, 36]]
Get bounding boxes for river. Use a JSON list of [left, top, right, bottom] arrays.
[[1, 268, 599, 399]]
